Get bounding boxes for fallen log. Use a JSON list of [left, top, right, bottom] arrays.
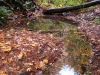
[[43, 0, 100, 15]]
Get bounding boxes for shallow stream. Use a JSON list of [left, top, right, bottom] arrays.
[[13, 18, 92, 75]]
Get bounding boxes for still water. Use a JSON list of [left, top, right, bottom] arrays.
[[14, 18, 92, 75], [57, 65, 79, 75]]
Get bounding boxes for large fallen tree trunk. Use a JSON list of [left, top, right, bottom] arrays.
[[43, 0, 100, 15]]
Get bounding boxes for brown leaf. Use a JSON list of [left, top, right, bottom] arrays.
[[18, 52, 24, 59], [0, 71, 7, 75], [2, 60, 7, 64], [35, 63, 40, 69], [8, 57, 13, 63]]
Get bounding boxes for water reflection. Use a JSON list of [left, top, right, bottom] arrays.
[[57, 65, 79, 75], [12, 18, 92, 75]]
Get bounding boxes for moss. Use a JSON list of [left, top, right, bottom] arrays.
[[24, 18, 65, 31], [93, 17, 100, 24]]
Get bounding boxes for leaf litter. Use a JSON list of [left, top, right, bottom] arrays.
[[0, 28, 64, 75]]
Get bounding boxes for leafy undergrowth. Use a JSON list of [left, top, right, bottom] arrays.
[[0, 28, 64, 75], [39, 0, 85, 9], [0, 6, 12, 25]]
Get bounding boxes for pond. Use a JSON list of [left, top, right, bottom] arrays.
[[12, 17, 92, 75]]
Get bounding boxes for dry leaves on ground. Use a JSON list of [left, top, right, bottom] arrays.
[[0, 29, 64, 75]]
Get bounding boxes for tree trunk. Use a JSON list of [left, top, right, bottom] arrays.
[[43, 0, 100, 15]]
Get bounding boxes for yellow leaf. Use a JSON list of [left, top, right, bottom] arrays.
[[31, 43, 38, 46], [6, 33, 11, 37], [59, 4, 62, 7], [50, 34, 53, 38], [24, 63, 33, 66], [1, 45, 11, 52], [43, 59, 48, 64], [0, 42, 4, 46]]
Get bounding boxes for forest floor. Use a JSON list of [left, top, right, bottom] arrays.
[[0, 28, 64, 75], [0, 4, 100, 75]]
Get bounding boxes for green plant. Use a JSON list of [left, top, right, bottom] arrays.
[[39, 0, 84, 8], [23, 1, 34, 10], [0, 6, 12, 25], [93, 17, 100, 24], [84, 72, 92, 75]]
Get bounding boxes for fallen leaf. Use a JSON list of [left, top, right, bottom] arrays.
[[16, 66, 21, 71], [24, 63, 33, 66], [5, 41, 11, 45], [8, 57, 13, 63], [39, 61, 45, 68], [43, 59, 48, 64], [18, 52, 23, 59], [59, 4, 62, 7], [12, 63, 16, 67], [31, 42, 39, 46], [35, 63, 40, 69], [2, 60, 7, 64], [0, 71, 7, 75], [0, 42, 5, 46], [1, 45, 12, 52], [27, 67, 32, 72]]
